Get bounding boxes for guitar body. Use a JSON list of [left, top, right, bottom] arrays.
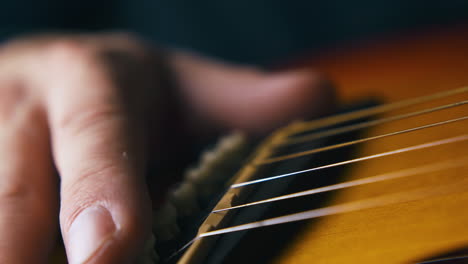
[[275, 24, 468, 263]]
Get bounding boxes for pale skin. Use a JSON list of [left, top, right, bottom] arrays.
[[0, 34, 333, 264]]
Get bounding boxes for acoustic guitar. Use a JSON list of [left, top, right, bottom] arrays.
[[54, 23, 468, 264]]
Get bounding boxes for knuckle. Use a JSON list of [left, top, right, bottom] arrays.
[[0, 81, 29, 122], [44, 40, 97, 71], [65, 162, 119, 192], [46, 39, 91, 59], [56, 105, 124, 137], [0, 184, 27, 200], [0, 171, 30, 200]]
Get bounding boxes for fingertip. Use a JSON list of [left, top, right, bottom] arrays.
[[169, 52, 336, 135], [62, 181, 152, 264], [66, 205, 116, 264], [231, 68, 337, 134], [64, 205, 151, 264]]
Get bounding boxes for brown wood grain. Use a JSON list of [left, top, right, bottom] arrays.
[[275, 24, 468, 263]]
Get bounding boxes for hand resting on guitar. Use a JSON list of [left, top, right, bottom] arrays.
[[0, 34, 333, 264]]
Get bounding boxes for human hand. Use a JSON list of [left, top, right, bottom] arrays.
[[0, 33, 333, 264]]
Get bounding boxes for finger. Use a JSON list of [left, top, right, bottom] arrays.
[[0, 81, 58, 263], [170, 52, 335, 134], [42, 45, 151, 264]]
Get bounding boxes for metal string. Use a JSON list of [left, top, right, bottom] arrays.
[[259, 116, 467, 165], [174, 181, 468, 257], [170, 88, 468, 259], [213, 157, 468, 213], [232, 135, 468, 188], [276, 101, 467, 147], [286, 86, 468, 135], [418, 255, 468, 264], [204, 183, 466, 237]]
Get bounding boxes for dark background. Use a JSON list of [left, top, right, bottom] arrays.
[[1, 0, 468, 65]]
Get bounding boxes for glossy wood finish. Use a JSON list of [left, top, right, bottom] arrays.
[[276, 24, 468, 263]]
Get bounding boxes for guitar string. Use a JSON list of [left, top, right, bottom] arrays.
[[213, 157, 468, 213], [205, 182, 466, 237], [231, 135, 468, 188], [218, 118, 467, 211], [259, 115, 467, 165], [172, 180, 468, 259], [285, 86, 467, 135], [172, 88, 468, 259], [417, 255, 468, 264], [274, 100, 467, 147]]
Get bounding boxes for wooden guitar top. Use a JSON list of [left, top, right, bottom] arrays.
[[276, 24, 468, 263]]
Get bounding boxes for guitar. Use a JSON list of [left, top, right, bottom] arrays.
[[53, 24, 468, 264], [164, 24, 468, 264], [270, 24, 468, 264]]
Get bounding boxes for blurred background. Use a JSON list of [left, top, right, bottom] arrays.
[[1, 0, 468, 66]]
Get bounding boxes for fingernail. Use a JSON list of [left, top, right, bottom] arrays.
[[67, 206, 116, 264]]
